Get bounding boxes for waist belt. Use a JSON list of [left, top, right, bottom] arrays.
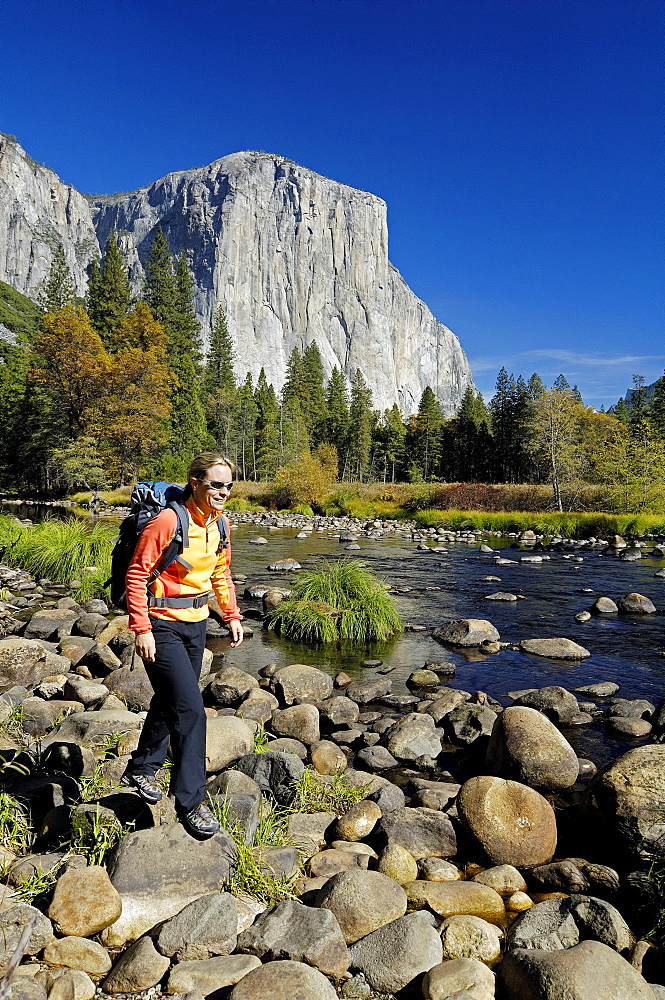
[[147, 591, 211, 609]]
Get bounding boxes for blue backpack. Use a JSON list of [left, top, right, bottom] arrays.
[[107, 481, 228, 611]]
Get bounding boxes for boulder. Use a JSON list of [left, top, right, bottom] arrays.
[[205, 716, 254, 772], [42, 936, 112, 974], [443, 703, 497, 746], [335, 800, 381, 841], [433, 619, 500, 647], [382, 712, 442, 761], [102, 936, 170, 993], [404, 880, 505, 923], [237, 898, 349, 977], [348, 911, 443, 994], [24, 610, 78, 640], [617, 592, 657, 613], [166, 954, 261, 994], [208, 667, 259, 706], [345, 676, 392, 704], [457, 775, 557, 867], [272, 704, 320, 745], [234, 751, 305, 806], [48, 865, 122, 937], [0, 638, 68, 689], [591, 597, 619, 614], [486, 706, 580, 790], [41, 710, 142, 748], [423, 958, 496, 1000], [102, 822, 237, 946], [439, 914, 502, 963], [378, 806, 457, 858], [376, 843, 419, 884], [586, 744, 665, 859], [270, 664, 333, 704], [228, 960, 338, 1000], [498, 940, 657, 999], [104, 661, 154, 710], [512, 686, 580, 725], [519, 638, 591, 659], [318, 696, 359, 726], [471, 864, 527, 896], [314, 869, 407, 943], [156, 891, 238, 960], [0, 903, 54, 971], [310, 740, 347, 774], [36, 969, 94, 1000]]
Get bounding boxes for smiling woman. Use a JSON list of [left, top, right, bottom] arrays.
[[122, 451, 243, 838]]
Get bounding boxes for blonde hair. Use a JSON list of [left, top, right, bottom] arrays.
[[187, 452, 236, 481]]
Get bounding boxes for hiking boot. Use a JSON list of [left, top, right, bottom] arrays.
[[182, 801, 220, 838], [121, 771, 163, 804]]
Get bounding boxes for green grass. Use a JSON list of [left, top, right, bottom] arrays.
[[0, 515, 115, 600], [628, 862, 665, 946], [265, 558, 402, 643], [212, 797, 302, 905], [292, 767, 370, 814], [0, 792, 32, 856], [70, 487, 133, 507], [69, 804, 131, 867], [412, 508, 665, 538], [0, 279, 41, 341]]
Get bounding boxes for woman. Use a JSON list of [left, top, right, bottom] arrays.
[[122, 452, 243, 837]]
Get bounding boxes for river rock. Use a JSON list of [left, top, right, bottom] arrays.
[[457, 775, 557, 867], [520, 638, 591, 659], [378, 806, 457, 858], [209, 667, 259, 706], [42, 936, 112, 974], [288, 812, 336, 856], [237, 898, 349, 977], [102, 822, 237, 946], [418, 858, 463, 881], [0, 638, 68, 689], [376, 843, 419, 884], [512, 686, 580, 725], [234, 751, 305, 805], [272, 704, 320, 745], [310, 740, 347, 774], [167, 954, 261, 994], [335, 800, 381, 841], [307, 849, 368, 878], [572, 681, 620, 698], [348, 911, 443, 994], [423, 957, 496, 1000], [102, 935, 170, 993], [617, 592, 657, 613], [345, 677, 392, 703], [506, 896, 580, 951], [591, 597, 619, 614], [439, 914, 502, 963], [268, 558, 302, 571], [424, 688, 470, 722], [24, 610, 79, 640], [433, 619, 499, 646], [586, 744, 665, 859], [498, 940, 656, 999], [443, 703, 497, 746], [608, 697, 655, 719], [471, 864, 527, 896], [404, 880, 505, 923], [314, 869, 407, 943], [41, 709, 142, 748], [529, 860, 589, 894], [382, 712, 442, 760], [36, 969, 94, 1000], [156, 891, 238, 960], [48, 865, 121, 937], [318, 695, 359, 726], [486, 706, 579, 790], [205, 716, 255, 772], [228, 959, 338, 1000], [0, 903, 54, 970], [608, 716, 652, 737], [270, 664, 333, 704]]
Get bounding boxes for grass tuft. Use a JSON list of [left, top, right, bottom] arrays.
[[266, 558, 402, 643], [292, 767, 370, 814]]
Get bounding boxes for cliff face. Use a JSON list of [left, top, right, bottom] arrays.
[[0, 135, 99, 298], [0, 139, 474, 414]]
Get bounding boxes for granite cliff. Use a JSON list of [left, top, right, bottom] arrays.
[[0, 136, 474, 414]]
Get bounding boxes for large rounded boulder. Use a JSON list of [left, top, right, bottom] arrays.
[[486, 706, 579, 791]]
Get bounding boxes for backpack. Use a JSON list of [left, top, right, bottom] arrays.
[[106, 481, 228, 611]]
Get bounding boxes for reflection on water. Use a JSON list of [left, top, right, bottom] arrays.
[[2, 504, 663, 768]]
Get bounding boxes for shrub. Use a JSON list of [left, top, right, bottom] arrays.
[[266, 558, 402, 643]]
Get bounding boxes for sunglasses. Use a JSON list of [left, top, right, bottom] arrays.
[[199, 478, 234, 491]]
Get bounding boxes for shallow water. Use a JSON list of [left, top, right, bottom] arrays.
[[3, 503, 663, 768]]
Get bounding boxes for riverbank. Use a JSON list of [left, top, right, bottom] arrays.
[[0, 540, 663, 997]]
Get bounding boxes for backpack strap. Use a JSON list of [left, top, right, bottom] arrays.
[[216, 514, 229, 553], [147, 500, 191, 590]]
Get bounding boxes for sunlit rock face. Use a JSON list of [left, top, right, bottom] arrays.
[[1, 139, 473, 414]]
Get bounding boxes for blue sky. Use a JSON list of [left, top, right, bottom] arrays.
[[1, 0, 662, 407]]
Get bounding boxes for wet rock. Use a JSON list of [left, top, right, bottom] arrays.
[[608, 697, 655, 720], [156, 891, 238, 960], [48, 865, 121, 936], [591, 597, 619, 614], [586, 744, 665, 859], [608, 717, 652, 737], [423, 957, 496, 1000], [617, 592, 657, 613], [404, 880, 505, 923], [498, 940, 656, 999], [520, 638, 591, 659], [424, 688, 470, 722], [443, 703, 497, 746], [484, 591, 517, 601], [512, 686, 580, 725], [102, 935, 170, 993], [314, 869, 407, 944], [407, 669, 440, 687], [228, 960, 338, 1000], [378, 806, 457, 858], [458, 776, 557, 867], [237, 898, 349, 977], [270, 664, 333, 704], [167, 954, 261, 994], [572, 681, 620, 698], [348, 911, 443, 994], [486, 706, 580, 790], [471, 864, 527, 896], [268, 558, 302, 571], [433, 619, 500, 647]]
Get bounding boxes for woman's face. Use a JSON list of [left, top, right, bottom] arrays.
[[189, 463, 233, 516]]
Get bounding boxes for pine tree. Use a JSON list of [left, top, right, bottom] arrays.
[[489, 367, 514, 481], [527, 373, 546, 399], [628, 375, 649, 436], [409, 386, 443, 480], [173, 251, 203, 364], [347, 369, 373, 481], [300, 342, 328, 444], [282, 347, 304, 409], [204, 306, 238, 454], [614, 397, 629, 426], [143, 228, 176, 328], [325, 367, 350, 476], [86, 233, 132, 347], [38, 244, 76, 314], [374, 405, 406, 482], [254, 369, 281, 479], [234, 374, 259, 480], [651, 371, 665, 439]]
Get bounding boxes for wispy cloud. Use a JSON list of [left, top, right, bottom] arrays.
[[468, 349, 665, 374]]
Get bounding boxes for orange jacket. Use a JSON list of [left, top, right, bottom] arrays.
[[125, 496, 242, 634]]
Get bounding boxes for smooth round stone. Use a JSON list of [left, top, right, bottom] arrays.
[[377, 844, 419, 885], [314, 870, 408, 944], [591, 597, 618, 613], [519, 638, 591, 660], [423, 958, 496, 1000], [330, 841, 377, 858], [248, 536, 268, 544], [42, 937, 112, 974], [228, 960, 338, 1000], [417, 858, 463, 881], [457, 776, 557, 868], [48, 865, 122, 936], [310, 741, 347, 775], [307, 850, 369, 878], [403, 880, 505, 924], [407, 669, 440, 687], [335, 800, 382, 842], [506, 891, 534, 912], [484, 592, 517, 601], [607, 717, 652, 737], [471, 864, 527, 896], [486, 705, 580, 791], [575, 611, 592, 623], [439, 914, 502, 963], [617, 592, 656, 613]]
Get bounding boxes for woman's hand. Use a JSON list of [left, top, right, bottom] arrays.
[[135, 631, 156, 662], [228, 620, 244, 647]]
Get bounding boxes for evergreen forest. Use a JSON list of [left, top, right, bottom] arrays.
[[1, 233, 664, 515]]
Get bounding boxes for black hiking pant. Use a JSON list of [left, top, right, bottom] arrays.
[[128, 617, 207, 813]]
